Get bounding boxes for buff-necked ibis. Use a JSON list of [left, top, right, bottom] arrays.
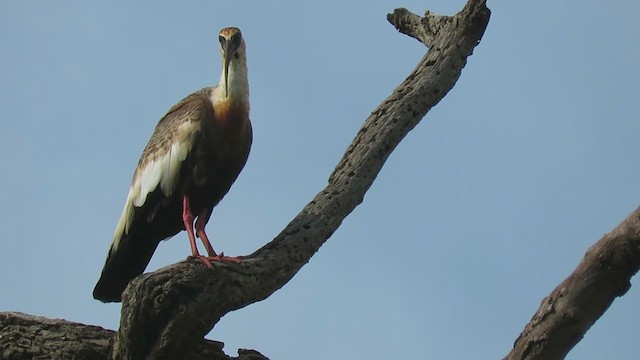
[[93, 27, 252, 303]]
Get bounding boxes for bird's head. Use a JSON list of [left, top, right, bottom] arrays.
[[218, 27, 246, 98]]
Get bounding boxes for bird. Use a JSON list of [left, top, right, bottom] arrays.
[[93, 27, 252, 303]]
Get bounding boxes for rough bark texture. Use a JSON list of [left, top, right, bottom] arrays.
[[113, 2, 490, 359], [0, 312, 112, 360], [0, 312, 268, 360], [505, 207, 640, 360], [0, 2, 491, 359], [4, 2, 639, 360]]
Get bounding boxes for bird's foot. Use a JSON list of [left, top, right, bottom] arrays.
[[215, 253, 243, 263], [189, 255, 213, 268], [188, 254, 243, 267]]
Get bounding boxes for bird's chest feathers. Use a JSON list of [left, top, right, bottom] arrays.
[[206, 100, 250, 155], [213, 100, 249, 132], [190, 100, 250, 186]]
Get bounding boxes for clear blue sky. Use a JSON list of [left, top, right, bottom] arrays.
[[1, 1, 639, 359]]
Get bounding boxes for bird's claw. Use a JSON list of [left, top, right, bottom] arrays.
[[188, 254, 243, 267], [188, 255, 213, 268]]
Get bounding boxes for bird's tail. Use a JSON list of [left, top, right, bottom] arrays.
[[93, 231, 160, 303]]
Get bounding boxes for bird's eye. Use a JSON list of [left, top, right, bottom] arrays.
[[218, 35, 225, 44]]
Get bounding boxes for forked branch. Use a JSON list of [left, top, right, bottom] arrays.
[[0, 2, 491, 359], [114, 1, 490, 359]]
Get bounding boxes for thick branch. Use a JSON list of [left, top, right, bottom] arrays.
[[113, 1, 490, 359], [4, 2, 639, 360], [505, 207, 640, 360], [0, 312, 267, 360], [0, 312, 112, 360]]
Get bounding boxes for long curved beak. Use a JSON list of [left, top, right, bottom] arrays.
[[222, 39, 240, 98]]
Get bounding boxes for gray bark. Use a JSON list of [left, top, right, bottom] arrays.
[[0, 1, 491, 359], [0, 312, 267, 360], [505, 207, 640, 360], [114, 2, 490, 359]]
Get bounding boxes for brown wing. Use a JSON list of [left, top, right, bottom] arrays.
[[93, 88, 214, 302]]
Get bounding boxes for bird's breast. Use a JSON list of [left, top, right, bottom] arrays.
[[213, 100, 249, 131], [192, 98, 251, 188]]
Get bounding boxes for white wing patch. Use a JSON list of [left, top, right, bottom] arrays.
[[111, 187, 136, 252], [110, 121, 197, 252], [160, 142, 191, 196], [130, 140, 192, 208]]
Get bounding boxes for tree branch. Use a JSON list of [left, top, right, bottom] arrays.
[[505, 207, 640, 360], [0, 2, 491, 359], [116, 2, 489, 360], [3, 2, 639, 360], [0, 312, 267, 360], [0, 312, 113, 360], [113, 1, 490, 359]]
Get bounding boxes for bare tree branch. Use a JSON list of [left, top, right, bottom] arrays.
[[505, 207, 640, 360], [0, 312, 112, 360], [113, 1, 491, 359], [0, 312, 268, 360], [3, 2, 639, 359], [0, 1, 491, 359]]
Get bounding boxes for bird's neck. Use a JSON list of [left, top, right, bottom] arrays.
[[211, 58, 249, 109]]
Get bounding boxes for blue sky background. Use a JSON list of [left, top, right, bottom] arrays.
[[1, 1, 639, 359]]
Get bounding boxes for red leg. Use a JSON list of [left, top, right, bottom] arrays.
[[182, 196, 212, 268], [195, 208, 217, 257], [195, 208, 242, 264]]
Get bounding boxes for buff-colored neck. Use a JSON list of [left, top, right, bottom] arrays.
[[211, 48, 249, 110]]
